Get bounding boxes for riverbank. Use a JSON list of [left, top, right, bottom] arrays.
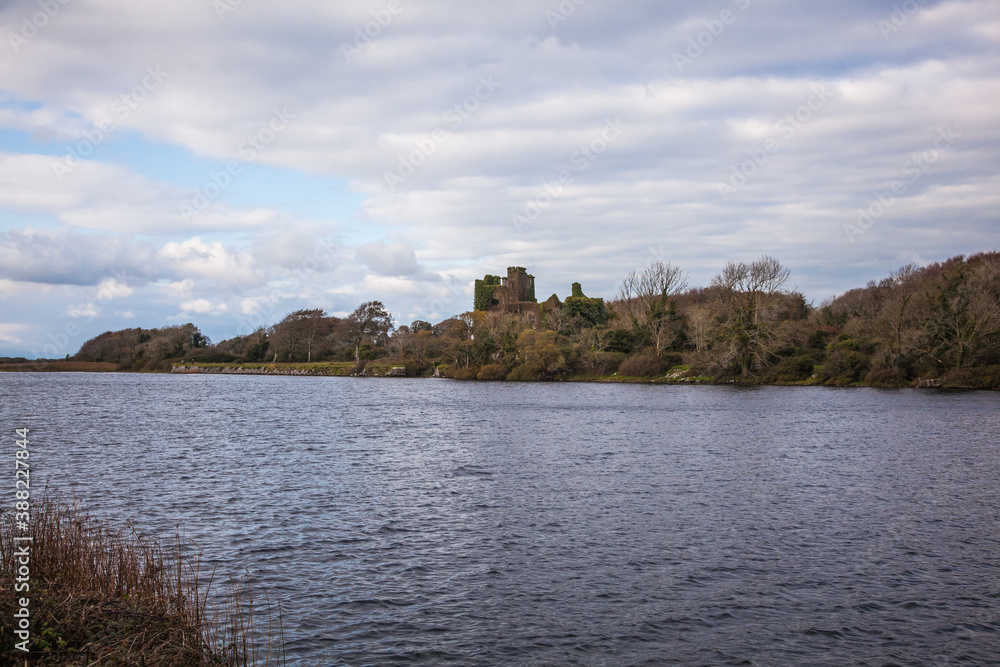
[[0, 494, 283, 665], [3, 359, 997, 389], [168, 361, 997, 389], [170, 360, 422, 377]]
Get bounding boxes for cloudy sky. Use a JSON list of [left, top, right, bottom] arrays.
[[0, 0, 997, 358]]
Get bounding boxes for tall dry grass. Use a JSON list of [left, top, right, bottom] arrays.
[[0, 494, 284, 665]]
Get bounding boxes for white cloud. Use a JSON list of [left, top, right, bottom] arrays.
[[0, 227, 153, 285], [95, 277, 133, 301], [358, 274, 421, 296], [240, 297, 265, 316], [0, 323, 27, 345], [0, 279, 45, 296], [0, 229, 264, 288], [0, 151, 287, 235], [357, 240, 422, 276], [66, 303, 99, 318], [179, 298, 228, 315], [158, 237, 256, 284], [159, 279, 194, 300]]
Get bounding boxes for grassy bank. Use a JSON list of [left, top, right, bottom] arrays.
[[175, 361, 357, 376], [0, 495, 283, 665], [0, 361, 119, 373]]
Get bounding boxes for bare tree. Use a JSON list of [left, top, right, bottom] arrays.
[[921, 260, 1000, 370], [612, 260, 689, 354], [710, 255, 792, 376], [686, 303, 716, 354], [298, 309, 328, 362], [866, 264, 923, 369], [541, 301, 570, 334], [481, 310, 534, 362], [615, 260, 688, 328]]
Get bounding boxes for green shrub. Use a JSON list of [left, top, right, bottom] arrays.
[[448, 366, 480, 380], [819, 343, 870, 384], [942, 365, 1000, 389], [508, 330, 567, 380], [507, 361, 546, 381], [659, 352, 684, 370], [603, 328, 638, 354], [564, 293, 607, 326], [244, 338, 269, 362], [838, 339, 860, 352], [760, 355, 815, 383]]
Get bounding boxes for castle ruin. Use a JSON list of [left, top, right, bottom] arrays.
[[474, 267, 538, 314]]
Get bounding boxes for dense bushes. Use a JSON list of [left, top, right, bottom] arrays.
[[577, 351, 622, 377], [477, 364, 508, 380], [447, 366, 480, 380], [618, 349, 662, 377], [758, 355, 816, 383], [941, 365, 1000, 389], [74, 324, 211, 371], [865, 366, 908, 387]]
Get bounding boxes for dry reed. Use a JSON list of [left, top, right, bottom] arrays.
[[0, 494, 284, 666]]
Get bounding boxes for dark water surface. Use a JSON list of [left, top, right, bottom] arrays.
[[3, 373, 1000, 665]]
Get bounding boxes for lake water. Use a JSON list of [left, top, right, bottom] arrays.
[[3, 373, 1000, 665]]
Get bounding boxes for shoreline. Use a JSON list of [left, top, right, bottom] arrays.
[[0, 360, 993, 390]]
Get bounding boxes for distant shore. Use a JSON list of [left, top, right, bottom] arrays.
[[0, 360, 120, 372], [2, 359, 993, 390], [15, 252, 996, 391]]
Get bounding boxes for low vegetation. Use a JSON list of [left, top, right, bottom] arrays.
[[0, 494, 283, 665]]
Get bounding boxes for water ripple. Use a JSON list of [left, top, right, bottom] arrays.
[[3, 374, 1000, 665]]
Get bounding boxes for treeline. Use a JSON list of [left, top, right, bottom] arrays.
[[72, 252, 1000, 388], [73, 303, 396, 372], [73, 323, 212, 371]]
